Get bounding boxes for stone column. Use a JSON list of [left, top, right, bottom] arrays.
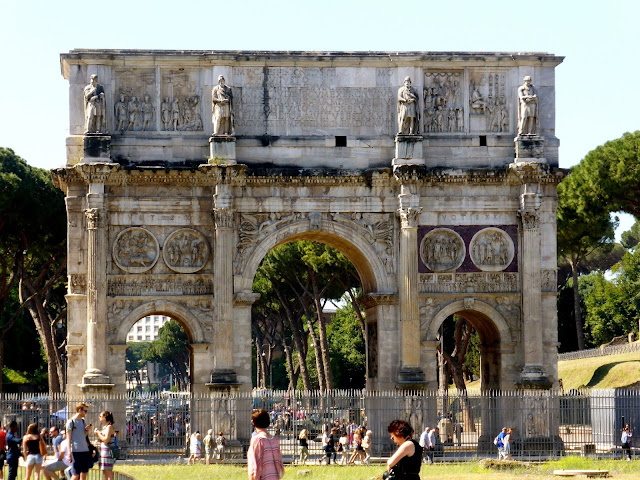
[[397, 183, 426, 386], [77, 164, 118, 388], [210, 184, 238, 386], [517, 190, 551, 388]]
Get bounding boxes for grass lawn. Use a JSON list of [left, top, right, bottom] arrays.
[[116, 457, 640, 480], [557, 349, 640, 390]]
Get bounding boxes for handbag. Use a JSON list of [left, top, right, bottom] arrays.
[[87, 439, 99, 464], [39, 438, 47, 457]]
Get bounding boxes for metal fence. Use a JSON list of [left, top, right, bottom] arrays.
[[3, 467, 134, 480], [2, 389, 638, 462], [558, 341, 640, 361]]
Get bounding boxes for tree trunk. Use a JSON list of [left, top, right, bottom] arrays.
[[273, 285, 311, 390], [346, 288, 366, 340], [309, 267, 334, 391], [570, 256, 585, 350]]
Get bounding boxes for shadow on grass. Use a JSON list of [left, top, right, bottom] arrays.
[[586, 360, 640, 387]]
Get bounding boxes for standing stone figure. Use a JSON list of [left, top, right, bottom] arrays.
[[397, 76, 420, 135], [83, 74, 106, 133], [127, 96, 140, 131], [211, 75, 234, 135], [141, 94, 155, 131], [161, 97, 172, 130], [517, 76, 539, 136], [114, 94, 128, 131]]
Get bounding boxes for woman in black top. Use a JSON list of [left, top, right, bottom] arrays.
[[298, 429, 309, 465], [387, 420, 422, 480]]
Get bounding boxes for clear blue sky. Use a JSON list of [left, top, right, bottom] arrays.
[[1, 0, 637, 232]]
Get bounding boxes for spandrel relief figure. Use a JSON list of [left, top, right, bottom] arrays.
[[83, 74, 106, 133], [212, 75, 234, 135], [397, 76, 420, 135], [161, 97, 172, 130], [114, 94, 128, 131], [127, 96, 140, 131], [517, 76, 539, 136], [141, 94, 155, 131]]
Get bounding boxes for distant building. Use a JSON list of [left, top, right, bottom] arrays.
[[127, 315, 170, 343]]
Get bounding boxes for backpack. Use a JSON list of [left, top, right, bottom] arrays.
[[109, 437, 121, 461]]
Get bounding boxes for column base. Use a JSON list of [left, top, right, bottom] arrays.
[[209, 136, 237, 164], [393, 135, 425, 166], [514, 135, 545, 161], [396, 366, 428, 389], [516, 365, 552, 390], [80, 369, 114, 393]]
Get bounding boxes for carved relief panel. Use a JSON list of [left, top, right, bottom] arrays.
[[423, 71, 464, 133], [162, 228, 210, 273], [112, 227, 160, 273], [468, 70, 510, 133], [160, 70, 203, 132], [114, 70, 157, 132], [469, 228, 515, 272], [419, 228, 465, 272]]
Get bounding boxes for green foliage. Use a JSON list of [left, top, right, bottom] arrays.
[[126, 342, 150, 372], [569, 131, 640, 218], [328, 301, 366, 388], [582, 248, 640, 346], [143, 320, 190, 391], [462, 329, 480, 379], [621, 219, 640, 250]]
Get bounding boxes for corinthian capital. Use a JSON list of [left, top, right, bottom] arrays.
[[518, 209, 540, 230], [84, 208, 101, 229], [398, 207, 422, 228], [214, 207, 235, 229]]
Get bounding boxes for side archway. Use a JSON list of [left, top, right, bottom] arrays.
[[114, 299, 206, 345]]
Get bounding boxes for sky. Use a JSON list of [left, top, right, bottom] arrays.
[[1, 0, 637, 233]]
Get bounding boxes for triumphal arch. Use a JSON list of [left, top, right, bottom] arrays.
[[53, 50, 564, 396]]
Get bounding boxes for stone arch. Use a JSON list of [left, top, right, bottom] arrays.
[[236, 220, 394, 294], [425, 299, 514, 345], [115, 299, 205, 345]]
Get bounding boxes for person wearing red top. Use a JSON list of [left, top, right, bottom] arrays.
[[0, 424, 7, 480]]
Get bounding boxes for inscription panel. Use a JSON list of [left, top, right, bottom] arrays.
[[233, 67, 396, 136]]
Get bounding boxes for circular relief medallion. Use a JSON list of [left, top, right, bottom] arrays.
[[419, 228, 466, 272], [469, 228, 515, 272], [162, 228, 210, 273], [112, 227, 160, 273]]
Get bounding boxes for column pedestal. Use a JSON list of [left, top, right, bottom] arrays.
[[393, 135, 425, 166], [82, 134, 111, 162], [514, 136, 545, 164], [209, 136, 236, 164]]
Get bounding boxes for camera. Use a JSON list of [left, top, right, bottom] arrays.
[[382, 470, 396, 480]]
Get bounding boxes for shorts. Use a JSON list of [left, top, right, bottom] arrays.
[[71, 451, 91, 474], [44, 461, 69, 473], [26, 454, 43, 466]]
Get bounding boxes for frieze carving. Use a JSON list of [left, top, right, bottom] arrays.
[[419, 228, 465, 272], [331, 212, 395, 274], [541, 269, 557, 293], [469, 228, 515, 272], [114, 69, 156, 132], [419, 272, 519, 294], [469, 71, 509, 133], [163, 228, 210, 273], [112, 227, 160, 273], [69, 274, 86, 294], [359, 292, 399, 309], [423, 72, 463, 133], [234, 213, 303, 274], [84, 208, 101, 230], [107, 276, 214, 296]]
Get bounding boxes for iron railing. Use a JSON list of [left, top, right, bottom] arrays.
[[2, 389, 638, 462]]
